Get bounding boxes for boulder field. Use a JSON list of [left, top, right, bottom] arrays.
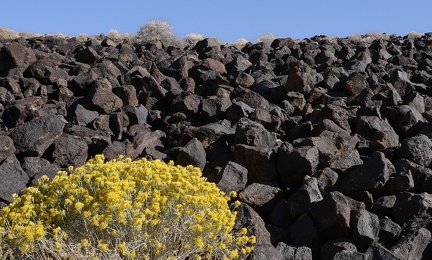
[[1, 33, 432, 259]]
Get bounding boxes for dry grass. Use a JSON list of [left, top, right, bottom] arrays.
[[0, 27, 19, 40]]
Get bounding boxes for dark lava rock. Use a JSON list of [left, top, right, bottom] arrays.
[[234, 144, 278, 184], [311, 191, 351, 242], [390, 228, 432, 260], [397, 135, 432, 166], [0, 135, 15, 162], [0, 155, 29, 202], [393, 192, 432, 232], [0, 42, 37, 71], [11, 115, 67, 156], [214, 161, 248, 194], [339, 152, 392, 195], [277, 144, 319, 190], [285, 60, 316, 94], [176, 137, 206, 171], [234, 117, 276, 147], [356, 116, 399, 151]]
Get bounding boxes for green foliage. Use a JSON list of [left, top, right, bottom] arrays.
[[0, 155, 255, 259]]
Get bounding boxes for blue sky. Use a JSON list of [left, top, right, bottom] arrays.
[[2, 1, 431, 42]]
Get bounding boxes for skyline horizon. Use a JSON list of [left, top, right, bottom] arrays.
[[2, 1, 431, 43]]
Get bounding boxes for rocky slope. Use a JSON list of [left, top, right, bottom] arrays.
[[1, 33, 432, 259]]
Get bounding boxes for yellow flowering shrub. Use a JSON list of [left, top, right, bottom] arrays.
[[0, 155, 255, 259]]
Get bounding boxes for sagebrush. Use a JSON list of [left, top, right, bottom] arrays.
[[0, 155, 255, 259]]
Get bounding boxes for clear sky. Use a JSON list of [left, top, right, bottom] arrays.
[[2, 1, 431, 42]]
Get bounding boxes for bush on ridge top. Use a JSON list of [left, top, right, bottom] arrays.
[[0, 155, 255, 259]]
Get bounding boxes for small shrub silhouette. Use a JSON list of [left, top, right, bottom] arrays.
[[135, 19, 183, 47], [0, 155, 255, 259]]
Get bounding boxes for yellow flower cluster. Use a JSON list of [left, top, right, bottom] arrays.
[[0, 155, 255, 259]]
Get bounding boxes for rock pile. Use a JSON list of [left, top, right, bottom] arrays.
[[1, 33, 432, 259]]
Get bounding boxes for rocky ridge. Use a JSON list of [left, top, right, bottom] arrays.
[[1, 33, 432, 259]]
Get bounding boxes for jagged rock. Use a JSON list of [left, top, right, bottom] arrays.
[[127, 66, 168, 99], [248, 244, 283, 260], [285, 91, 306, 113], [390, 228, 432, 260], [344, 72, 368, 96], [365, 242, 402, 260], [110, 110, 129, 140], [278, 144, 319, 190], [339, 152, 392, 195], [351, 208, 380, 252], [316, 167, 339, 196], [226, 101, 254, 124], [123, 105, 149, 125], [320, 238, 358, 260], [181, 122, 234, 148], [234, 71, 255, 88], [234, 144, 278, 183], [4, 34, 432, 258], [239, 183, 283, 213], [215, 161, 248, 194], [286, 177, 323, 218], [234, 117, 276, 147], [268, 199, 293, 229], [391, 106, 428, 138], [171, 91, 200, 114], [0, 135, 15, 162], [394, 158, 432, 193], [193, 38, 222, 59], [21, 157, 60, 185], [234, 203, 272, 247], [75, 46, 100, 65], [11, 115, 67, 156], [0, 155, 29, 202], [309, 104, 351, 132], [251, 108, 281, 132], [206, 141, 232, 168], [377, 216, 402, 243], [327, 149, 363, 171], [290, 214, 319, 247], [113, 85, 139, 107], [126, 129, 165, 160], [372, 195, 397, 217], [85, 88, 123, 114], [45, 134, 88, 168], [333, 250, 367, 260], [285, 60, 316, 94], [381, 170, 415, 195], [311, 191, 351, 242], [3, 96, 46, 127], [102, 141, 128, 160], [90, 114, 113, 137], [403, 92, 425, 113], [356, 116, 399, 151], [277, 242, 313, 260], [0, 42, 37, 71], [197, 58, 226, 74], [393, 192, 432, 232], [389, 69, 414, 98], [74, 104, 99, 126], [176, 137, 206, 171], [397, 135, 432, 166], [200, 96, 232, 121], [235, 90, 270, 110], [25, 58, 69, 85], [68, 70, 99, 96]]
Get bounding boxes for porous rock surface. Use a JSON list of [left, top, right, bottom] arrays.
[[2, 33, 432, 259]]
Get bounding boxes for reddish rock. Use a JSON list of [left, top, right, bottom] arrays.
[[0, 42, 36, 71]]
